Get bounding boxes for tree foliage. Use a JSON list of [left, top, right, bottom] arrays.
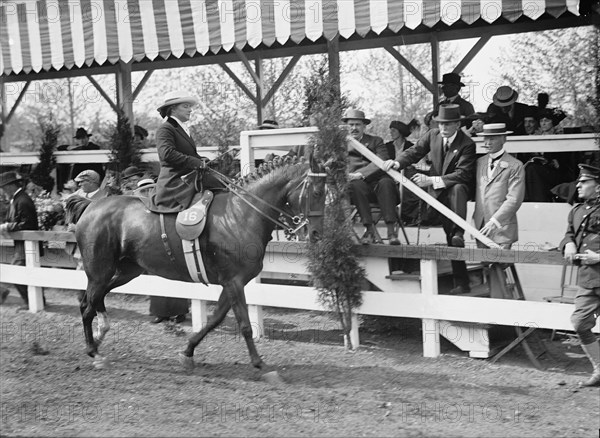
[[497, 26, 598, 127], [30, 114, 61, 192], [108, 110, 142, 177], [305, 72, 365, 350]]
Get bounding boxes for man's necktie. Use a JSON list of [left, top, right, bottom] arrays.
[[443, 138, 449, 154], [490, 154, 503, 171]]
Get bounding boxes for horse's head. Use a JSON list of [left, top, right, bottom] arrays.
[[284, 155, 327, 242]]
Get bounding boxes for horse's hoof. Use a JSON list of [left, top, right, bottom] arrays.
[[92, 355, 108, 370], [261, 370, 284, 386], [178, 352, 194, 371]]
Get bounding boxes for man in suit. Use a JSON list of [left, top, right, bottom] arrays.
[[344, 109, 399, 245], [383, 104, 476, 293], [153, 90, 222, 211], [0, 171, 44, 309], [474, 124, 525, 298], [561, 164, 600, 387], [486, 86, 530, 135], [57, 127, 104, 190], [71, 170, 109, 200], [436, 72, 474, 117]]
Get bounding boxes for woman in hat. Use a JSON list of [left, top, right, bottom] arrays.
[[535, 108, 566, 135], [153, 90, 223, 211]]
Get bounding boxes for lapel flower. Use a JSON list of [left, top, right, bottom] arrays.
[[499, 161, 508, 169]]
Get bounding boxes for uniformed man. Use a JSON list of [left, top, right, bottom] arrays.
[[560, 164, 600, 387]]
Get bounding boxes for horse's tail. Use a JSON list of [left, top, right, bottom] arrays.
[[65, 195, 92, 224]]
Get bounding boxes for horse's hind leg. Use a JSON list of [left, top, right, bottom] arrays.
[[180, 291, 231, 370], [80, 280, 109, 359]]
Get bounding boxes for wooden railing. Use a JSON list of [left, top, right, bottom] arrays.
[[1, 231, 597, 359]]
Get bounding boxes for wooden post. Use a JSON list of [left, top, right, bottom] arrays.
[[421, 259, 440, 357], [327, 36, 341, 101], [248, 304, 264, 340], [239, 131, 254, 176], [349, 312, 360, 350], [0, 77, 6, 151], [431, 34, 440, 109], [255, 57, 265, 125], [115, 60, 134, 130], [190, 299, 208, 333], [24, 240, 44, 312]]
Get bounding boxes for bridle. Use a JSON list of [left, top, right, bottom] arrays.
[[206, 167, 327, 238]]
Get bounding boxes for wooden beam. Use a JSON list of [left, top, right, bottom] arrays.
[[261, 55, 301, 107], [255, 57, 265, 124], [219, 63, 257, 103], [234, 46, 261, 86], [431, 34, 440, 109], [5, 81, 31, 124], [132, 69, 154, 101], [384, 46, 434, 93], [453, 34, 492, 75], [85, 75, 119, 113]]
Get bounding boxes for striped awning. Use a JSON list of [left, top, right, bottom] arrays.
[[0, 0, 581, 76]]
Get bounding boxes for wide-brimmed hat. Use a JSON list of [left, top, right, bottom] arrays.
[[74, 127, 92, 139], [577, 164, 600, 182], [156, 90, 199, 113], [74, 169, 100, 184], [493, 86, 519, 107], [0, 171, 22, 188], [389, 121, 411, 138], [479, 123, 513, 136], [438, 72, 465, 87], [537, 107, 567, 126], [134, 125, 148, 139], [432, 104, 463, 123], [342, 109, 371, 125], [258, 119, 279, 130], [122, 166, 144, 180]]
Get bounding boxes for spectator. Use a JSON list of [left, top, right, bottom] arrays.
[[421, 111, 438, 135], [437, 72, 475, 117], [134, 125, 149, 148], [120, 166, 145, 195], [0, 171, 45, 309], [561, 164, 600, 387], [57, 127, 104, 191], [535, 108, 567, 135], [344, 109, 399, 245], [486, 86, 530, 135], [383, 104, 477, 294], [523, 106, 539, 135], [406, 118, 421, 142], [133, 177, 156, 197], [72, 170, 109, 200], [258, 120, 279, 130], [463, 112, 490, 137], [473, 124, 525, 298]]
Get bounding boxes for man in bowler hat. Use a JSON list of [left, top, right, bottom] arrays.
[[0, 171, 44, 308], [561, 164, 600, 387], [486, 86, 529, 135], [383, 104, 477, 293], [436, 72, 474, 117]]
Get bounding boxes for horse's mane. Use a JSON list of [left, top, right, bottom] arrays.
[[234, 156, 307, 188], [64, 195, 92, 224]]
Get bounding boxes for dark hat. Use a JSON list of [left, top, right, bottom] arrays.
[[258, 119, 279, 130], [479, 123, 513, 136], [577, 164, 600, 182], [524, 106, 538, 119], [389, 121, 411, 138], [341, 109, 371, 125], [0, 171, 22, 188], [432, 104, 463, 123], [438, 72, 465, 87], [74, 127, 92, 139], [134, 125, 148, 139], [122, 166, 144, 180], [493, 86, 519, 107], [537, 107, 567, 126]]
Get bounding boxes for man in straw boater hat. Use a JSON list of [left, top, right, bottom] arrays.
[[561, 164, 600, 387], [0, 171, 45, 308], [343, 108, 400, 245], [383, 104, 476, 294], [473, 123, 525, 297], [436, 72, 475, 117], [486, 85, 529, 135], [153, 90, 223, 211]]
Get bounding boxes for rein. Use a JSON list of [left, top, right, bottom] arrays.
[[206, 167, 326, 236]]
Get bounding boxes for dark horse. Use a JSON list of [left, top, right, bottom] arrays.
[[66, 157, 326, 374]]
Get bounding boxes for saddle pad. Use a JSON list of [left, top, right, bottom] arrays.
[[175, 191, 214, 241]]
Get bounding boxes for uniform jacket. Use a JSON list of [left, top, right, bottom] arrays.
[[347, 133, 388, 182], [560, 201, 600, 288], [486, 102, 530, 135], [396, 128, 476, 198], [438, 95, 475, 117], [473, 152, 525, 246], [3, 189, 39, 261], [154, 118, 205, 210]]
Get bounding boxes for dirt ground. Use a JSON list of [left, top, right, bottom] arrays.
[[0, 288, 598, 437]]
